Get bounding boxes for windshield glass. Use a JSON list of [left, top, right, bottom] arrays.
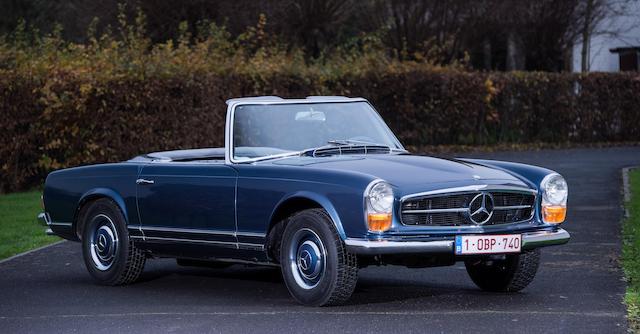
[[232, 102, 402, 161]]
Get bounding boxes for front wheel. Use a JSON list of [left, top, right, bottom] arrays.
[[81, 199, 146, 285], [464, 249, 540, 292], [280, 209, 358, 306]]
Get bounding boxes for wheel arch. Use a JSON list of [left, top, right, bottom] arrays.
[[265, 191, 347, 261], [73, 188, 129, 240], [269, 191, 346, 239]]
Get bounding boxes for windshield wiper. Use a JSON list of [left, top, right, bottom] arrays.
[[327, 139, 408, 153], [236, 151, 304, 163], [243, 140, 407, 163], [327, 139, 381, 146]]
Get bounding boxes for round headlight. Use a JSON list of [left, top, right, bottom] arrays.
[[542, 174, 568, 205], [367, 181, 394, 213]]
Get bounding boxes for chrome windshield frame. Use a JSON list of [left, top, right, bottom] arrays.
[[224, 97, 405, 164]]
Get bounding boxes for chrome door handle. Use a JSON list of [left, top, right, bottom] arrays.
[[136, 178, 155, 185]]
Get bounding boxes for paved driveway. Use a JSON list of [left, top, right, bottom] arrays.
[[1, 147, 639, 333]]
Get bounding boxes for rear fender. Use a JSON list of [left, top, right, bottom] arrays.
[[74, 188, 129, 238]]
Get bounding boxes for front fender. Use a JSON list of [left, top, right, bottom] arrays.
[[460, 158, 556, 189], [272, 191, 347, 240]]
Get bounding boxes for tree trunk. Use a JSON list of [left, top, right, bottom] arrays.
[[483, 38, 492, 70], [581, 0, 594, 72], [563, 47, 573, 72], [506, 31, 523, 71]]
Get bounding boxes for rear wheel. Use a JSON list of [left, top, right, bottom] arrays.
[[81, 199, 146, 285], [464, 249, 540, 292], [280, 209, 358, 306]]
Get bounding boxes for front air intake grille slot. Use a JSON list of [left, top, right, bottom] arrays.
[[493, 192, 535, 207], [400, 191, 535, 227], [310, 145, 391, 157]]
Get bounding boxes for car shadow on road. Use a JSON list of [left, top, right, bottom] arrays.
[[144, 263, 282, 281], [128, 261, 494, 307]]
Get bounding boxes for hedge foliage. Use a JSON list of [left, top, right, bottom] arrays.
[[1, 14, 639, 192], [3, 69, 639, 192]]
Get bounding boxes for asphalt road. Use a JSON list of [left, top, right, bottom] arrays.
[[2, 147, 639, 333]]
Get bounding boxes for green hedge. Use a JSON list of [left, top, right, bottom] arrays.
[[1, 69, 639, 192]]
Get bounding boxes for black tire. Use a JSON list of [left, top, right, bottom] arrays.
[[464, 249, 540, 292], [81, 198, 146, 285], [176, 258, 233, 269], [280, 209, 358, 306]]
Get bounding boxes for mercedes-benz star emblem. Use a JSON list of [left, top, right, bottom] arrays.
[[299, 250, 311, 271], [468, 192, 494, 225], [97, 234, 107, 252]]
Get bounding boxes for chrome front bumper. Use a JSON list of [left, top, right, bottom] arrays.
[[344, 228, 570, 255]]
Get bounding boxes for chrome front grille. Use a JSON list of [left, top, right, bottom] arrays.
[[400, 191, 535, 227]]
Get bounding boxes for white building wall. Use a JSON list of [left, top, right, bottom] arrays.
[[572, 0, 640, 72]]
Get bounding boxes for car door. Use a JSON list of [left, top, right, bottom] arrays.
[[136, 162, 237, 247]]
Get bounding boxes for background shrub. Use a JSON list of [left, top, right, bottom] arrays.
[[1, 13, 639, 192], [2, 69, 639, 192]]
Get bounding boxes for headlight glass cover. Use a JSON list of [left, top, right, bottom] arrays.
[[542, 174, 568, 205], [367, 181, 394, 213]]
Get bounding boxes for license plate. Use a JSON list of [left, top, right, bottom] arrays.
[[455, 234, 521, 255]]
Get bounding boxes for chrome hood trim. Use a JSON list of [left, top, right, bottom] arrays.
[[399, 184, 537, 202]]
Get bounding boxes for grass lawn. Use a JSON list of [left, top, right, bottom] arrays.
[[0, 191, 60, 260], [624, 169, 640, 331]]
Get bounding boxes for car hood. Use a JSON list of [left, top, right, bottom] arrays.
[[272, 154, 532, 196]]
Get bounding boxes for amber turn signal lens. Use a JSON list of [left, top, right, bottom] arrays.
[[367, 213, 392, 232], [543, 205, 566, 223]]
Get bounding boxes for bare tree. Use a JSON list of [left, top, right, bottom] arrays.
[[281, 0, 356, 57], [462, 0, 578, 71], [573, 0, 636, 72], [365, 0, 470, 63]]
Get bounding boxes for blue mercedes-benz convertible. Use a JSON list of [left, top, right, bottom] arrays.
[[39, 96, 570, 306]]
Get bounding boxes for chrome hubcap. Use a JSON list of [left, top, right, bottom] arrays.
[[89, 214, 118, 271], [289, 228, 326, 289]]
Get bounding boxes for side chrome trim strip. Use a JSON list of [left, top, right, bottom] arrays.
[[237, 242, 265, 251], [237, 231, 268, 238], [132, 236, 236, 246], [136, 226, 266, 238], [130, 235, 265, 251], [49, 222, 73, 227], [140, 226, 235, 235]]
